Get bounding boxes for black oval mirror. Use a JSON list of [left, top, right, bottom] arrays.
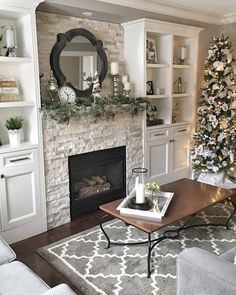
[[50, 28, 108, 97]]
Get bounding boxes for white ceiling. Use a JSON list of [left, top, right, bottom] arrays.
[[98, 0, 236, 24], [152, 0, 236, 15], [40, 0, 236, 24]]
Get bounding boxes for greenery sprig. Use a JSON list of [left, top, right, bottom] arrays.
[[40, 95, 146, 124]]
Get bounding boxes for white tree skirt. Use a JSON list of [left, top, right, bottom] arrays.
[[198, 171, 236, 189]]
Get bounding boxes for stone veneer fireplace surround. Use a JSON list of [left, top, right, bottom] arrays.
[[37, 11, 144, 229], [43, 114, 145, 229]]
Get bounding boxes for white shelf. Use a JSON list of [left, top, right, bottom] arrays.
[[0, 142, 38, 154], [172, 93, 192, 97], [147, 94, 169, 99], [147, 63, 170, 68], [173, 64, 192, 69], [172, 121, 192, 126], [0, 101, 35, 108], [0, 56, 32, 64]]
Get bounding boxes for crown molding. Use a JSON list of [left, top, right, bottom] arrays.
[[0, 0, 44, 11], [97, 0, 223, 24], [221, 13, 236, 24]]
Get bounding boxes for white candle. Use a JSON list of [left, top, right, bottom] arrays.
[[6, 27, 15, 48], [124, 81, 130, 90], [110, 62, 119, 75], [179, 46, 187, 60], [122, 75, 128, 83], [136, 183, 145, 204]]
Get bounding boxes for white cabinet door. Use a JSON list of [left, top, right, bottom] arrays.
[[0, 149, 41, 231], [145, 124, 191, 185], [146, 128, 170, 184], [171, 126, 191, 179]]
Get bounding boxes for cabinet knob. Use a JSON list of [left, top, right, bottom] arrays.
[[0, 174, 4, 179]]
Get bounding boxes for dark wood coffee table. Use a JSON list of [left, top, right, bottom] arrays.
[[99, 178, 236, 277]]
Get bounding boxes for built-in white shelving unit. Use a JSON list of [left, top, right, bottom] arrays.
[[0, 0, 46, 243], [123, 18, 203, 185]]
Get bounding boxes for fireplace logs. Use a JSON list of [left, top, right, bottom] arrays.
[[75, 175, 111, 198]]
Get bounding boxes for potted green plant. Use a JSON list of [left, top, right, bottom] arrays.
[[145, 181, 160, 198], [5, 116, 24, 146]]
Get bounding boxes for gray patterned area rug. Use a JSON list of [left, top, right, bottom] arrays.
[[37, 204, 236, 295]]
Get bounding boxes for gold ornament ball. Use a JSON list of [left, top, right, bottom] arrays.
[[226, 163, 236, 180]]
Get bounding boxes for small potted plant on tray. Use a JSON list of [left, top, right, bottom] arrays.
[[5, 116, 24, 146], [145, 182, 160, 197]]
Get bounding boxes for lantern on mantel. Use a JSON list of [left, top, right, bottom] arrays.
[[1, 25, 17, 57]]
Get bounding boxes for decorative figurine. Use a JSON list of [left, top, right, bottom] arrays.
[[173, 77, 186, 94], [172, 100, 180, 123], [146, 103, 157, 120]]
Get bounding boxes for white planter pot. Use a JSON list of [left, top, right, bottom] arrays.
[[8, 129, 22, 147]]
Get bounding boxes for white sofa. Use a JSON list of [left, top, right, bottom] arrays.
[[0, 236, 76, 295]]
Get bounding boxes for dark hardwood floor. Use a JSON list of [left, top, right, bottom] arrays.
[[11, 210, 113, 294]]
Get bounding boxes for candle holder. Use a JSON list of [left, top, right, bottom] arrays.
[[177, 45, 187, 65], [127, 167, 152, 209], [123, 89, 130, 98], [177, 57, 185, 65], [123, 82, 131, 98], [46, 71, 59, 102], [2, 26, 17, 57], [111, 74, 120, 98]]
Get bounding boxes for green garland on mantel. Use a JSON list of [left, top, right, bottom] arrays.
[[40, 96, 147, 124]]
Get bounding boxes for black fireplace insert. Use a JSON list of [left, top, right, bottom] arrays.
[[69, 146, 126, 219]]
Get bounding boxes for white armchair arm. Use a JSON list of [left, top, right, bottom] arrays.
[[42, 284, 76, 295], [0, 236, 16, 266], [177, 247, 236, 295]]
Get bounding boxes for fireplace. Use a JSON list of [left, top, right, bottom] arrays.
[[69, 146, 126, 219]]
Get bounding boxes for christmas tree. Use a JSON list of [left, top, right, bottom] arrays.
[[191, 35, 236, 173]]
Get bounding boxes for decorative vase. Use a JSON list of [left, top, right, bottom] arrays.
[[8, 129, 21, 146]]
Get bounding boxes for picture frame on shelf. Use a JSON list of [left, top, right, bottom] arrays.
[[146, 38, 158, 64], [146, 80, 154, 95]]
